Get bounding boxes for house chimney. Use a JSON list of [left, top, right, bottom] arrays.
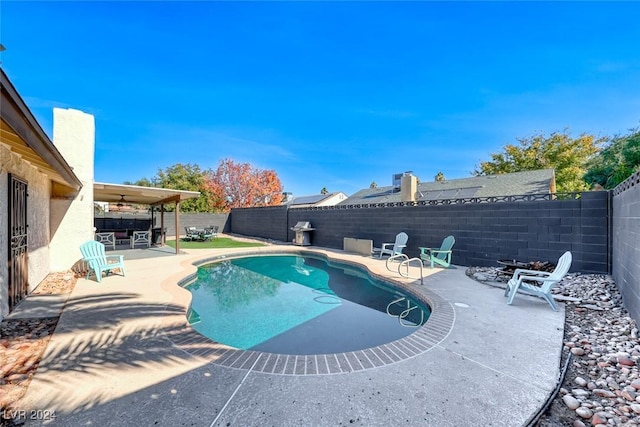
[[401, 173, 417, 202], [50, 108, 95, 271]]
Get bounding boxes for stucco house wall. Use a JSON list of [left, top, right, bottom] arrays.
[[1, 69, 89, 320], [0, 144, 52, 318]]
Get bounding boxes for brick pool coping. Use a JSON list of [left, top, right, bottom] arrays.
[[168, 248, 455, 375]]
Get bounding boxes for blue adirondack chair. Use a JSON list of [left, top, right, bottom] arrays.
[[80, 240, 126, 282], [419, 235, 455, 268]]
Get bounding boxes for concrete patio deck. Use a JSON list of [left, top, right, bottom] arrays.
[[13, 244, 564, 426]]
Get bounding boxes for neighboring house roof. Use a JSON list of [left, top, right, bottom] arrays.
[[289, 192, 348, 208], [339, 169, 556, 205], [291, 194, 328, 205], [0, 68, 82, 190]]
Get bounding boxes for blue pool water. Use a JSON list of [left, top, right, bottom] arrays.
[[185, 254, 430, 355]]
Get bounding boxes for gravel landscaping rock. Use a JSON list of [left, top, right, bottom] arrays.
[[0, 271, 77, 426]]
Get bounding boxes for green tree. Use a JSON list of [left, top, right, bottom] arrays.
[[152, 163, 217, 212], [584, 128, 640, 189], [474, 131, 605, 192]]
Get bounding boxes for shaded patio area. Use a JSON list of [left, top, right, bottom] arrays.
[[108, 244, 185, 260], [93, 182, 200, 255]]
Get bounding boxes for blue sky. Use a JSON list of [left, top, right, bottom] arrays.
[[2, 2, 639, 197]]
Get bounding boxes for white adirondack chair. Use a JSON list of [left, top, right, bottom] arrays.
[[504, 251, 572, 311], [377, 232, 409, 259]]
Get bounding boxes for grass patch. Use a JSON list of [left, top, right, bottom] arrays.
[[165, 237, 265, 249]]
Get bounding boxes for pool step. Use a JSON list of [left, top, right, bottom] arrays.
[[187, 307, 201, 324]]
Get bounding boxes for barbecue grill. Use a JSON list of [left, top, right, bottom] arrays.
[[291, 221, 315, 246]]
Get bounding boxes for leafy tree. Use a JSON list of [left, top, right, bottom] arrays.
[[474, 131, 605, 192], [205, 158, 284, 212], [320, 187, 328, 195], [435, 172, 445, 182], [150, 163, 217, 212], [584, 128, 640, 189]]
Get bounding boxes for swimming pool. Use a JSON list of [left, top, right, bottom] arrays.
[[184, 254, 431, 355]]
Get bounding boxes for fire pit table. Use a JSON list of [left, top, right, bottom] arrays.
[[497, 259, 530, 270], [496, 259, 556, 276]]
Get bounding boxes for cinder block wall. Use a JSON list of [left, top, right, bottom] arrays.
[[161, 212, 230, 237], [231, 192, 610, 274], [612, 171, 640, 321], [230, 206, 289, 242]]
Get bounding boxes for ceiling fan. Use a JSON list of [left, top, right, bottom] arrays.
[[116, 195, 127, 207]]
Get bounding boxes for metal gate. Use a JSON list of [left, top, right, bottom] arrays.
[[8, 174, 28, 311]]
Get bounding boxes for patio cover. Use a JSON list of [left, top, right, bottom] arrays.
[[94, 182, 201, 254], [93, 182, 200, 206]]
